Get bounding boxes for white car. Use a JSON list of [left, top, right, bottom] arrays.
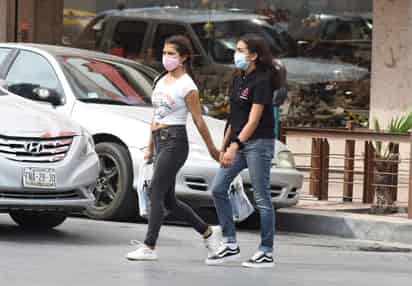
[[0, 44, 303, 220], [0, 84, 99, 228]]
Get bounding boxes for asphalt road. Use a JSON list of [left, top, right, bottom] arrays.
[[0, 214, 411, 286]]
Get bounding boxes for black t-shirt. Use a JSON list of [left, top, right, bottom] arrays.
[[229, 69, 275, 142]]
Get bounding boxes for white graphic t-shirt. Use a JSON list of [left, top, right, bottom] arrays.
[[151, 74, 198, 125]]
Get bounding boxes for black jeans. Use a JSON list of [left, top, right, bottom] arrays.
[[144, 125, 209, 247]]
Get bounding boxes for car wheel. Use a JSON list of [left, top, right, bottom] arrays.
[[9, 211, 67, 229], [85, 142, 136, 220]]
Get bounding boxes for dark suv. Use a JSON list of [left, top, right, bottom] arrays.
[[291, 14, 372, 69], [74, 7, 370, 127]]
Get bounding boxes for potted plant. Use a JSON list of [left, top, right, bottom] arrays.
[[372, 112, 412, 213]]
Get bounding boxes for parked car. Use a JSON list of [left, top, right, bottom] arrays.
[[0, 83, 99, 229], [73, 7, 370, 127], [290, 13, 372, 69], [0, 44, 303, 220]]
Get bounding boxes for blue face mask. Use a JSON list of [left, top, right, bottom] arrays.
[[234, 52, 250, 71]]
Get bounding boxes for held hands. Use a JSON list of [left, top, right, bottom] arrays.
[[220, 143, 238, 168], [208, 145, 220, 162]]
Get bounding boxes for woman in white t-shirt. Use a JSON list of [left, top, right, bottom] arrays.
[[126, 35, 221, 261]]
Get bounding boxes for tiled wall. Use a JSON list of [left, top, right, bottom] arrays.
[[370, 0, 412, 126]]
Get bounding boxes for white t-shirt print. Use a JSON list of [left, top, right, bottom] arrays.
[[151, 74, 198, 125]]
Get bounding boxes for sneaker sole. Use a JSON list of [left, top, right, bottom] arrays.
[[242, 261, 274, 268], [205, 253, 240, 265], [126, 255, 158, 261]]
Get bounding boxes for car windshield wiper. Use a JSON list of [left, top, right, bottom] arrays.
[[78, 98, 130, 106]]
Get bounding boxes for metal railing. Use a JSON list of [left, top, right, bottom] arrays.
[[281, 125, 412, 219]]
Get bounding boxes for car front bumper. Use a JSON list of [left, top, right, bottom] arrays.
[[0, 136, 99, 212], [130, 147, 303, 209], [175, 154, 303, 209]]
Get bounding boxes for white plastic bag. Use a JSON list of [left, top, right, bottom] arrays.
[[136, 160, 153, 218], [228, 175, 254, 222]]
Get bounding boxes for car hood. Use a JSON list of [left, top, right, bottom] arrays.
[[76, 102, 287, 155], [281, 57, 369, 84], [74, 102, 226, 147], [0, 93, 81, 138]]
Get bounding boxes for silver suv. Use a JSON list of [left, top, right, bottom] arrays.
[[0, 85, 99, 229]]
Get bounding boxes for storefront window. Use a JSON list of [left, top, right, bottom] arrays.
[[63, 0, 373, 127]]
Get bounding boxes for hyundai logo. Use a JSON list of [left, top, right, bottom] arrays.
[[24, 142, 44, 154]]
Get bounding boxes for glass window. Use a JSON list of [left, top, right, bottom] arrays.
[[6, 51, 63, 98], [60, 56, 152, 106], [75, 15, 107, 50], [110, 20, 148, 59], [152, 24, 195, 61], [323, 20, 370, 41], [323, 20, 339, 40], [0, 48, 12, 66], [192, 20, 284, 64]]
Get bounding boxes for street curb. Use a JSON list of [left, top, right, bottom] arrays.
[[277, 208, 412, 245]]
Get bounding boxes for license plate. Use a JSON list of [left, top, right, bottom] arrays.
[[23, 168, 57, 189]]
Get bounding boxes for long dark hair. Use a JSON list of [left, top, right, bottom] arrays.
[[236, 34, 284, 90], [164, 35, 196, 83]]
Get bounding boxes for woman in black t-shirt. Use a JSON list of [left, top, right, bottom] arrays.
[[207, 34, 279, 268]]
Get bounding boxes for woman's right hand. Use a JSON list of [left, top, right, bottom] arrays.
[[144, 149, 153, 162], [219, 151, 225, 162], [208, 146, 220, 162]]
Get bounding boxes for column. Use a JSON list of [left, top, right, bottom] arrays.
[[370, 0, 412, 125]]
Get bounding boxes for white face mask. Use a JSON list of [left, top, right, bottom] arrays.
[[234, 52, 250, 71]]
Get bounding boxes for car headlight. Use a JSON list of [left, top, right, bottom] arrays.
[[274, 150, 296, 169], [81, 129, 95, 156]]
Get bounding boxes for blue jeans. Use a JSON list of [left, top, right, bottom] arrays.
[[211, 138, 275, 253]]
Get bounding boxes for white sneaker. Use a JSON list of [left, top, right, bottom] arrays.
[[204, 225, 222, 258], [126, 241, 158, 261]]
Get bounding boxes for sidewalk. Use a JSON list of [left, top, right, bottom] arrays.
[[277, 199, 412, 245]]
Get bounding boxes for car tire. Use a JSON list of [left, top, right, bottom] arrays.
[[9, 211, 67, 229], [85, 142, 136, 220]]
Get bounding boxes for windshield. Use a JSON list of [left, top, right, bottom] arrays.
[[192, 20, 293, 64], [60, 56, 152, 105]]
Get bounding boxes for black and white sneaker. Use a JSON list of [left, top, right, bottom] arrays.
[[205, 243, 240, 265], [242, 251, 274, 268]]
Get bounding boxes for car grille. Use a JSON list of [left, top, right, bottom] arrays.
[[184, 176, 208, 191], [287, 188, 298, 199], [0, 190, 83, 200], [245, 183, 295, 198], [0, 135, 74, 163], [270, 186, 284, 198]]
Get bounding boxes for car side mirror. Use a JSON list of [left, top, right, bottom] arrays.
[[61, 35, 73, 46], [296, 40, 310, 55], [33, 87, 64, 107]]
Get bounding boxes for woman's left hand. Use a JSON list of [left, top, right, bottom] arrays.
[[221, 144, 237, 168]]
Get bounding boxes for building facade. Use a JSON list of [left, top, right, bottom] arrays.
[[1, 0, 410, 129]]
